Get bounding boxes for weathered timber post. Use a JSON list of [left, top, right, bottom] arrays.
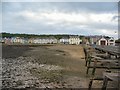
[[84, 48, 88, 66], [102, 76, 108, 90], [86, 67, 89, 74], [85, 52, 88, 66], [86, 51, 93, 74], [92, 60, 97, 75], [107, 52, 111, 59], [88, 78, 93, 90]]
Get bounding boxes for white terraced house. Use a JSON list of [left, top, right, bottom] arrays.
[[108, 37, 115, 46], [60, 37, 69, 44], [11, 37, 27, 44], [89, 36, 102, 45], [33, 37, 57, 44], [11, 37, 23, 44], [89, 36, 115, 46], [69, 36, 82, 45], [33, 38, 42, 44], [48, 36, 58, 44], [0, 37, 5, 43], [4, 37, 11, 44], [97, 37, 108, 45], [28, 38, 34, 44]]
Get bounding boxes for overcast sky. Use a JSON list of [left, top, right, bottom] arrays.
[[1, 2, 119, 39]]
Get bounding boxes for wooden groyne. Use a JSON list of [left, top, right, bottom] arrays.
[[92, 45, 120, 58], [83, 45, 120, 89]]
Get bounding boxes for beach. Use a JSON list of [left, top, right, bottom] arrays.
[[2, 44, 104, 88]]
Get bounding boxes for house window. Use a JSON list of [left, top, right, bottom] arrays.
[[100, 40, 106, 45]]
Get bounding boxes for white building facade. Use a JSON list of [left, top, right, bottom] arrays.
[[98, 37, 108, 45], [33, 37, 57, 44], [108, 37, 115, 46], [60, 37, 69, 44], [69, 36, 82, 45], [89, 36, 115, 46]]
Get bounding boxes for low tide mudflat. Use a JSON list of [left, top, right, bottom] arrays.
[[2, 44, 103, 88]]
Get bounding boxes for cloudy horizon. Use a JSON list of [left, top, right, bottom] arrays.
[[1, 2, 119, 39]]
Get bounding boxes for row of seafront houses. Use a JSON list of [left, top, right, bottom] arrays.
[[0, 36, 82, 45], [0, 35, 116, 46]]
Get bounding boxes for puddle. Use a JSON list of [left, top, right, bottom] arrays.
[[55, 54, 60, 56]]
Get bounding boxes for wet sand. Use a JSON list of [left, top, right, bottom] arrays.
[[2, 44, 105, 89]]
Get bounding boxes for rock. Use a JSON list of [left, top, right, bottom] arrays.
[[2, 56, 64, 88]]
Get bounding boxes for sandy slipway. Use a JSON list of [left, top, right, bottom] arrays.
[[2, 56, 89, 88]]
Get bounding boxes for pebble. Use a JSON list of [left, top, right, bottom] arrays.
[[2, 56, 63, 88]]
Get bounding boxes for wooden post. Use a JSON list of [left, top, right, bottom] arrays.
[[85, 60, 88, 66], [102, 76, 108, 90], [86, 53, 92, 74], [108, 53, 111, 59], [85, 53, 88, 66], [84, 48, 88, 66], [88, 58, 91, 66], [88, 79, 93, 90], [86, 67, 89, 74], [88, 53, 92, 66], [92, 60, 97, 75]]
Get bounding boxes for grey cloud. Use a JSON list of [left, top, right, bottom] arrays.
[[2, 2, 118, 13], [2, 2, 118, 39]]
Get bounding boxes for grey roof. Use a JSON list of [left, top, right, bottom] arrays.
[[90, 36, 112, 43]]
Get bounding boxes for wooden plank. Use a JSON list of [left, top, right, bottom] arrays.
[[93, 45, 120, 56], [87, 66, 120, 69], [86, 58, 119, 75], [88, 77, 112, 89], [91, 55, 103, 60], [96, 59, 118, 62], [86, 65, 120, 75], [103, 72, 120, 82], [102, 72, 120, 90], [86, 58, 118, 67]]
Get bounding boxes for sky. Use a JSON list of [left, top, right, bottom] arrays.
[[1, 1, 119, 39]]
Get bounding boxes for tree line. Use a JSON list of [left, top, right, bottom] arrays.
[[0, 32, 84, 39], [1, 32, 119, 43]]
